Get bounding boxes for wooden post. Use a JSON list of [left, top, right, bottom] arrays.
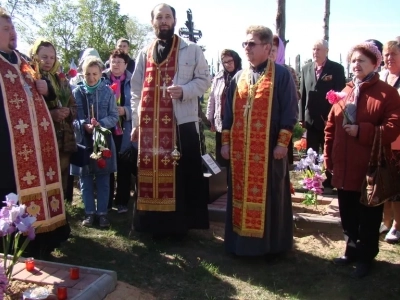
[[323, 0, 330, 42], [276, 0, 288, 46]]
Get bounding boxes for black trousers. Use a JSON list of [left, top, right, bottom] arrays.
[[288, 138, 294, 165], [109, 135, 138, 208], [64, 174, 75, 203], [307, 126, 332, 187], [337, 189, 384, 263]]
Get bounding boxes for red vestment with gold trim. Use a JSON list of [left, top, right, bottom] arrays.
[[0, 52, 67, 234]]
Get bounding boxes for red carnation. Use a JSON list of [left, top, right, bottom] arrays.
[[58, 72, 66, 80], [102, 149, 112, 158], [68, 69, 78, 78], [326, 90, 347, 105], [110, 83, 118, 92], [97, 158, 106, 169]]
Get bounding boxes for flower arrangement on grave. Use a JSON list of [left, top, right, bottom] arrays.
[[0, 193, 36, 280], [295, 148, 326, 208]]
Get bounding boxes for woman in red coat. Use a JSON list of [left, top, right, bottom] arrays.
[[324, 42, 400, 278]]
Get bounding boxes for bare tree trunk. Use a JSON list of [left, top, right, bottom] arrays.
[[323, 0, 330, 42], [276, 0, 287, 46]]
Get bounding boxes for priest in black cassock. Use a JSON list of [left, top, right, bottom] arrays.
[[221, 25, 298, 256], [0, 7, 70, 258], [130, 3, 210, 238]]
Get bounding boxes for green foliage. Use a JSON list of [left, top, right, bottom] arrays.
[[292, 121, 305, 140], [76, 0, 128, 61], [38, 1, 80, 70], [1, 0, 54, 44], [125, 17, 153, 59], [302, 191, 318, 208], [37, 0, 147, 70]]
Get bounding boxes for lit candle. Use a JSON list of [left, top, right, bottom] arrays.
[[25, 257, 35, 271], [70, 267, 79, 280], [57, 286, 67, 300]]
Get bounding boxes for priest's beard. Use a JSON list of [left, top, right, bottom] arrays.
[[155, 24, 175, 40]]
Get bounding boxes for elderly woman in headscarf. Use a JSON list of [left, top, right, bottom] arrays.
[[31, 38, 77, 198], [206, 49, 242, 167], [269, 35, 301, 165], [324, 42, 400, 278], [70, 48, 103, 89]]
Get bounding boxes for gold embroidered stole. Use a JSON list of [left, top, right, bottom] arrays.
[[230, 61, 275, 238], [0, 52, 66, 233], [137, 36, 179, 211]]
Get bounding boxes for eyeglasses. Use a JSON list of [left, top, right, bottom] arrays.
[[222, 59, 234, 65], [111, 61, 125, 65], [242, 41, 267, 48]]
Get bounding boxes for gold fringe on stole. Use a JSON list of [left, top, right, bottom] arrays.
[[137, 201, 175, 212], [158, 177, 174, 183], [139, 177, 153, 184], [20, 193, 42, 203], [47, 188, 61, 197], [35, 218, 67, 234]]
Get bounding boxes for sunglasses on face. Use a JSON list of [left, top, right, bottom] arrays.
[[222, 59, 234, 65], [242, 41, 266, 48]]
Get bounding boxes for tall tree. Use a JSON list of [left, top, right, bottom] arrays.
[[276, 0, 288, 46], [323, 0, 330, 42], [0, 0, 54, 43], [124, 16, 153, 59], [76, 0, 128, 61], [38, 0, 80, 70]]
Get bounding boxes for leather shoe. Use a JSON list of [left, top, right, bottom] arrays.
[[351, 262, 371, 278], [332, 256, 355, 266]]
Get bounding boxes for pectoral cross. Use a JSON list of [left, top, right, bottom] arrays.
[[243, 103, 251, 117], [23, 83, 32, 99], [161, 82, 168, 98]]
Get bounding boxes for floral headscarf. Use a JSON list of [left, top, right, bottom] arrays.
[[31, 38, 61, 95]]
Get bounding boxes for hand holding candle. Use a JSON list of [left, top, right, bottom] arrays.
[[91, 118, 99, 127], [167, 84, 183, 100]]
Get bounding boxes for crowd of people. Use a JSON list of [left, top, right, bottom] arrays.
[[1, 2, 400, 280]]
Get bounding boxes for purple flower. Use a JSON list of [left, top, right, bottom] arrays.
[[9, 205, 25, 223], [2, 193, 18, 207], [26, 225, 36, 240], [0, 207, 9, 219], [16, 215, 36, 234]]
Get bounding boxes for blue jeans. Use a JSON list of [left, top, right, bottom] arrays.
[[80, 173, 109, 215]]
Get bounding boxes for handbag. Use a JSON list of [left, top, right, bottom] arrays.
[[360, 127, 400, 207], [69, 119, 92, 167], [70, 143, 92, 167], [119, 144, 138, 164]]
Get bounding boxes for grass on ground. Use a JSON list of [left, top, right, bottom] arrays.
[[48, 192, 400, 300], [47, 96, 400, 299]]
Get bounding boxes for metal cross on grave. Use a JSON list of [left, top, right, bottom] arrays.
[[178, 9, 202, 43]]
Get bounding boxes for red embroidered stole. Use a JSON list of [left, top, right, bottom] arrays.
[[230, 61, 275, 238], [137, 36, 179, 211], [0, 52, 66, 233]]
